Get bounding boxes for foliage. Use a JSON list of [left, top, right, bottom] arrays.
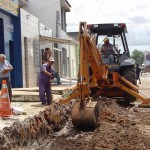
[[131, 49, 144, 65]]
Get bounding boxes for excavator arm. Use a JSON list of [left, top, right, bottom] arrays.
[[59, 22, 101, 128]]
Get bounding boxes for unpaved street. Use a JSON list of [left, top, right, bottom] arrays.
[[27, 99, 150, 150], [26, 73, 150, 150], [0, 73, 150, 150]]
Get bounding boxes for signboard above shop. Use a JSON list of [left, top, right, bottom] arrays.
[[0, 0, 19, 16]]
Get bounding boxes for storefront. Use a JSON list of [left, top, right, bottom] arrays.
[[0, 0, 22, 87]]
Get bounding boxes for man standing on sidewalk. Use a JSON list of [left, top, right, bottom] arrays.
[[42, 48, 52, 64], [0, 54, 13, 102], [39, 57, 55, 106], [42, 48, 61, 85]]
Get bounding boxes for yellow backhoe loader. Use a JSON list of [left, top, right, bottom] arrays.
[[59, 22, 150, 128]]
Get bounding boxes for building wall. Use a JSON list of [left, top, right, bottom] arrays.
[[0, 11, 13, 55], [20, 9, 39, 87], [0, 0, 23, 88], [66, 32, 79, 78], [66, 44, 79, 78], [22, 0, 79, 79], [23, 0, 60, 37], [20, 8, 52, 87], [39, 23, 53, 57], [23, 0, 73, 76], [67, 35, 79, 78]]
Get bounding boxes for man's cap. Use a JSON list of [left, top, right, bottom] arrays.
[[103, 37, 109, 42], [48, 57, 55, 62]]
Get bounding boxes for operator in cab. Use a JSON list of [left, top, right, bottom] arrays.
[[101, 37, 118, 63]]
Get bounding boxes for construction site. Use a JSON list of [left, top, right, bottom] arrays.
[[0, 22, 150, 150], [1, 0, 150, 149], [0, 72, 149, 150]]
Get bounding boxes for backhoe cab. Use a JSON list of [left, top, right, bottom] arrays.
[[87, 23, 135, 70]]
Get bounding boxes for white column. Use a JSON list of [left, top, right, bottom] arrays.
[[68, 43, 72, 85]]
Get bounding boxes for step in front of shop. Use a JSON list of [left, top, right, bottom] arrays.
[[12, 91, 62, 102]]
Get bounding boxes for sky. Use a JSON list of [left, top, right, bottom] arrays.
[[66, 0, 150, 52]]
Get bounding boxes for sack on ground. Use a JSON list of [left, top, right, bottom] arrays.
[[12, 106, 26, 115]]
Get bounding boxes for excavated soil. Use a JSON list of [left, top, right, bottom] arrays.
[[29, 98, 150, 150], [14, 98, 150, 150], [0, 74, 150, 150]]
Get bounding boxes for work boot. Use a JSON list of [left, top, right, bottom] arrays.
[[41, 102, 47, 106], [47, 101, 52, 105]]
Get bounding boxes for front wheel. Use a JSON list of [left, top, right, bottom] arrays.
[[122, 67, 137, 103]]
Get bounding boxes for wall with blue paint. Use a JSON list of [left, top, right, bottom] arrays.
[[0, 9, 23, 88]]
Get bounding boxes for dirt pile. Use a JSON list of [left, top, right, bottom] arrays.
[[86, 98, 150, 149], [0, 98, 150, 150], [0, 102, 71, 150], [142, 65, 150, 73], [26, 98, 150, 150]]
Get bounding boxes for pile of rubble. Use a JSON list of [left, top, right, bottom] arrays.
[[0, 102, 71, 150], [0, 98, 150, 149], [86, 98, 150, 149], [27, 98, 150, 150]]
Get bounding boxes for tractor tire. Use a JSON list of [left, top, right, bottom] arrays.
[[122, 67, 137, 104]]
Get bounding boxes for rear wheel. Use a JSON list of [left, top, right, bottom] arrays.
[[122, 67, 137, 103]]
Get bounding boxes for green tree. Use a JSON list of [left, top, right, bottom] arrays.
[[131, 49, 144, 65]]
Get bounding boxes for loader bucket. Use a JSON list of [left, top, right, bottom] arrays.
[[71, 100, 99, 129]]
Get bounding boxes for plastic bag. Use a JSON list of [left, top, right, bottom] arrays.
[[12, 106, 26, 115]]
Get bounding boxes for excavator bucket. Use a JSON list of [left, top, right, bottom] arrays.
[[71, 100, 99, 129]]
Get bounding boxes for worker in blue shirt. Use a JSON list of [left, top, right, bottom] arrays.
[[39, 57, 55, 105], [42, 48, 61, 85]]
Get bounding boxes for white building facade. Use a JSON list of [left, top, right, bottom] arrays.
[[22, 0, 79, 79], [20, 8, 53, 87]]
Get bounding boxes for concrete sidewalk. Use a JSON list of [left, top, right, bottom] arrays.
[[0, 79, 77, 130], [12, 78, 77, 102], [12, 86, 68, 102]]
